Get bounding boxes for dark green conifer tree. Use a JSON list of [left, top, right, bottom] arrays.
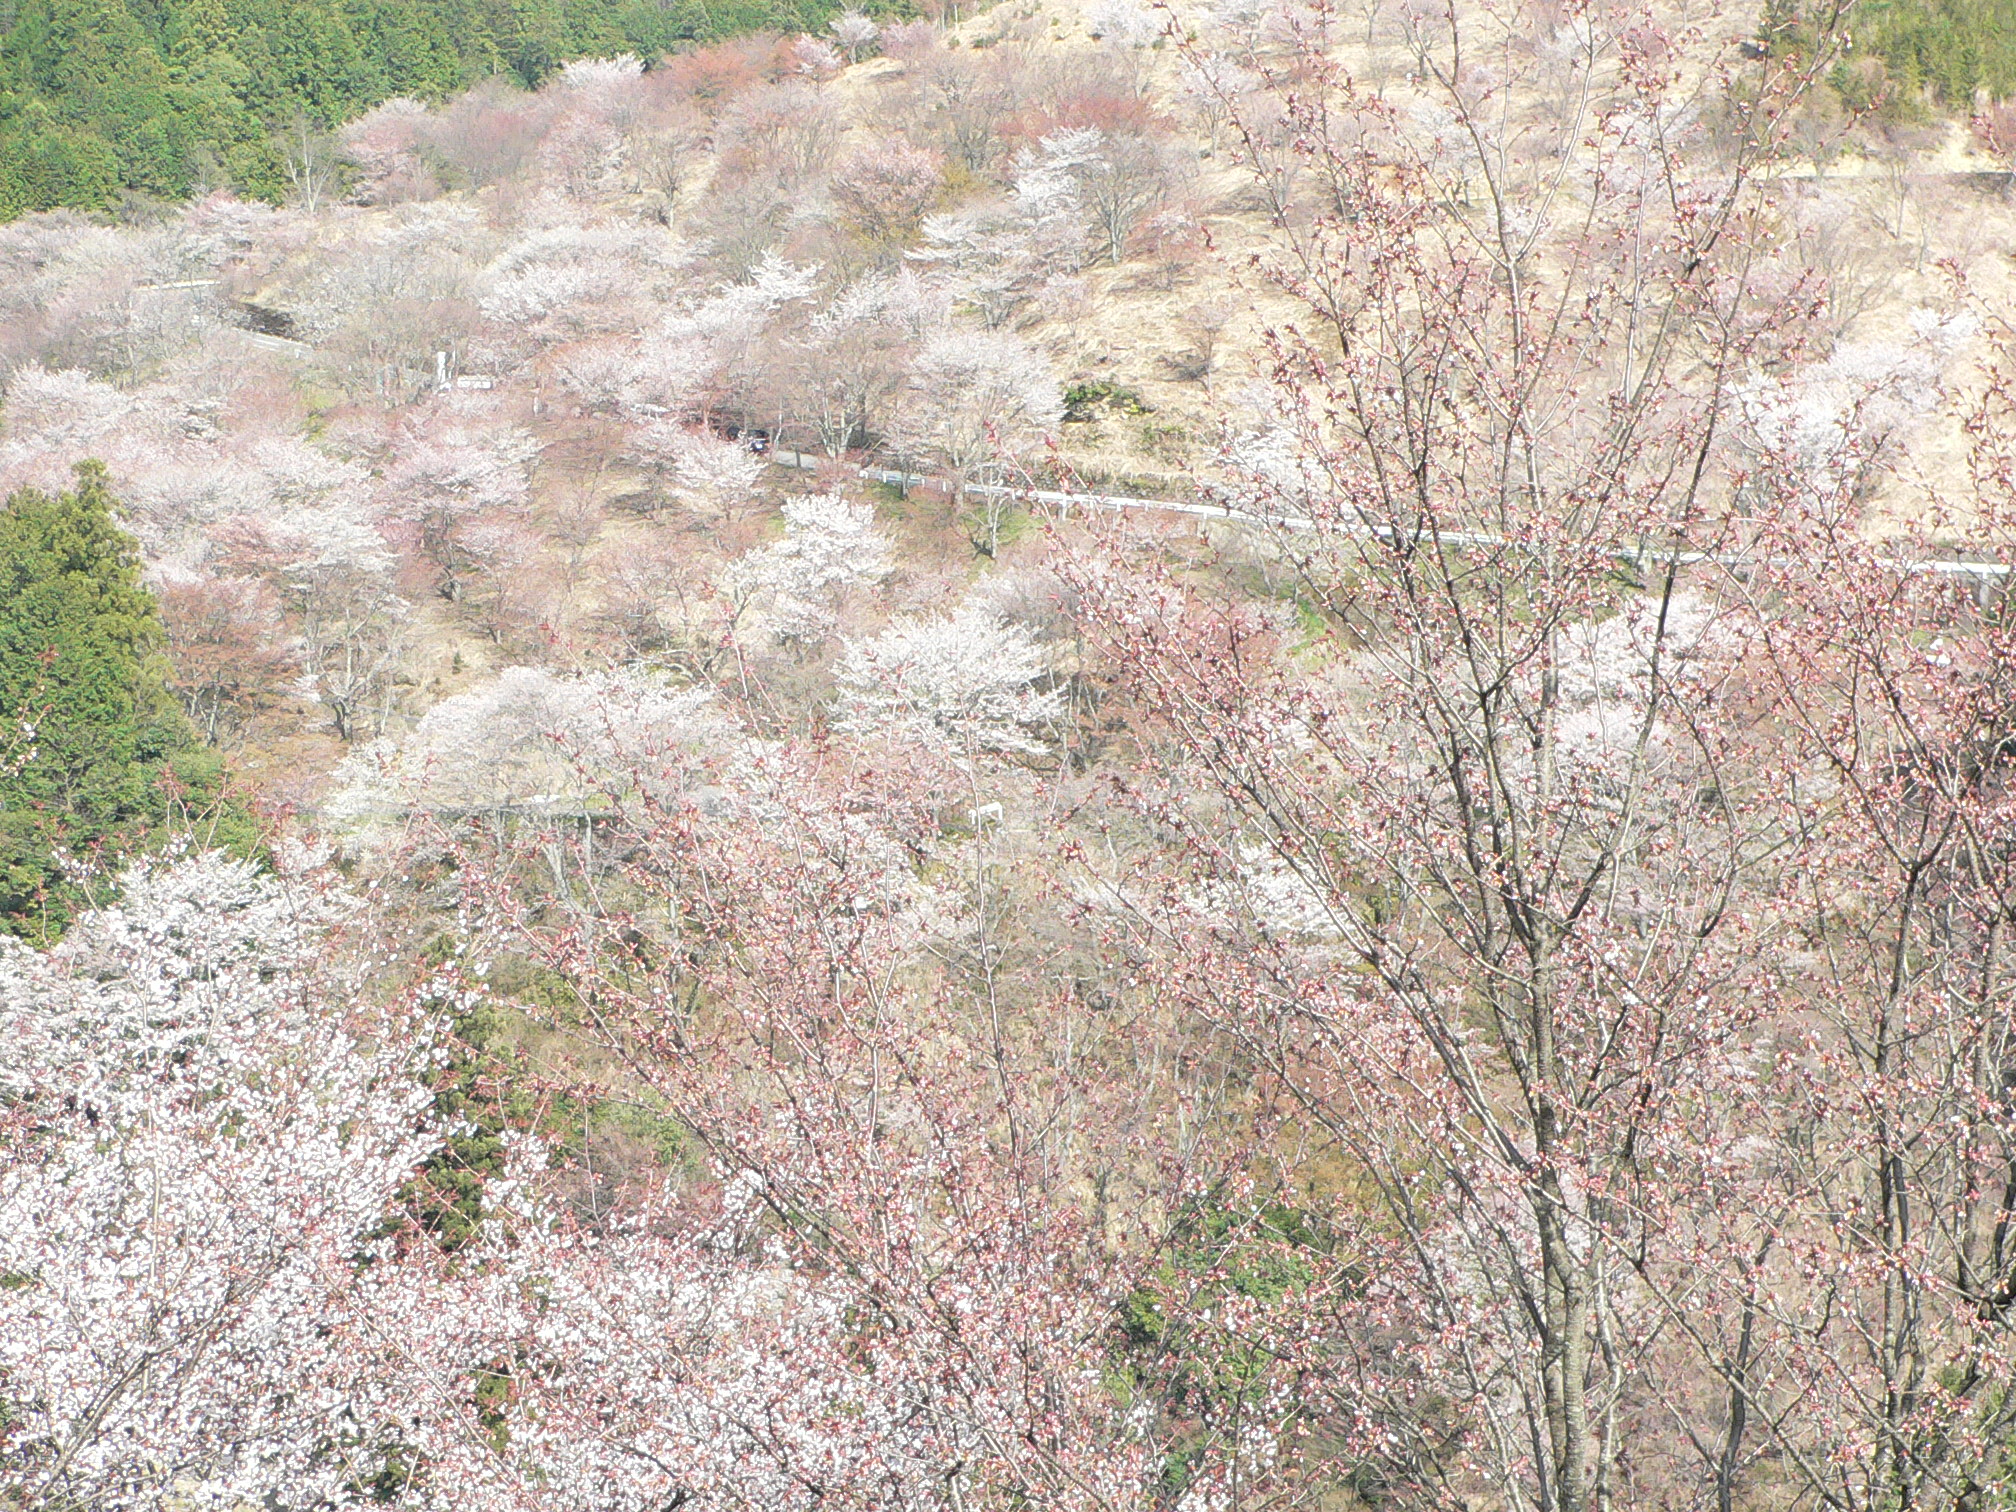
[[0, 463, 257, 939]]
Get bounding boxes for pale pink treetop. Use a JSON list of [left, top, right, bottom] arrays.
[[723, 492, 893, 641], [834, 603, 1064, 755], [327, 665, 732, 824], [828, 9, 881, 61], [0, 855, 451, 1512]]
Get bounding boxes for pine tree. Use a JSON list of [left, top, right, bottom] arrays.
[[0, 464, 255, 939], [168, 0, 233, 62]]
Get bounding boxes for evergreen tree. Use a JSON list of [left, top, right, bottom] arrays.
[[0, 464, 256, 940], [169, 0, 233, 60], [1852, 0, 2016, 107], [1767, 0, 2016, 113]]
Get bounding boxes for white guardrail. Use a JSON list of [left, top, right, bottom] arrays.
[[769, 448, 2014, 587]]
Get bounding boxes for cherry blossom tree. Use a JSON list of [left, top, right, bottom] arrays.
[[784, 271, 945, 457], [829, 9, 882, 63], [717, 82, 843, 191], [328, 665, 731, 831], [3, 845, 1182, 1512], [590, 534, 712, 658], [378, 412, 540, 602], [343, 97, 439, 205], [1668, 335, 2016, 1512], [533, 56, 651, 203], [551, 335, 704, 420], [213, 500, 409, 742], [438, 707, 1279, 1512], [914, 141, 1091, 327], [649, 252, 822, 424], [0, 364, 139, 481], [1088, 0, 1164, 47], [454, 517, 553, 647], [885, 330, 1060, 552], [0, 854, 448, 1512], [627, 105, 707, 220], [1176, 51, 1256, 155], [835, 603, 1064, 755], [383, 1184, 1152, 1512], [830, 139, 943, 253], [278, 201, 493, 402], [1061, 3, 1902, 1507], [1056, 127, 1181, 266], [910, 50, 1022, 174], [722, 491, 892, 642], [475, 223, 685, 349], [155, 570, 296, 743], [630, 422, 767, 515], [788, 34, 845, 79]]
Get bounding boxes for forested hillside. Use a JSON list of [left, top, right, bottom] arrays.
[[5, 0, 2013, 221], [7, 0, 2016, 1507], [1848, 0, 2016, 103], [0, 0, 876, 214]]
